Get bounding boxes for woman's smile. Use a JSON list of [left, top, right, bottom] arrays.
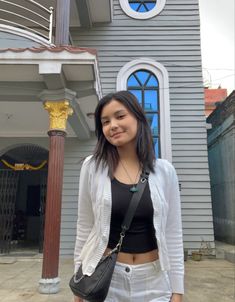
[[111, 132, 123, 138]]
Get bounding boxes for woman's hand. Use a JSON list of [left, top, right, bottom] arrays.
[[170, 293, 183, 302], [74, 295, 83, 302]]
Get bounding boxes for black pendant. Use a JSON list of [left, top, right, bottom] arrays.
[[130, 186, 138, 193]]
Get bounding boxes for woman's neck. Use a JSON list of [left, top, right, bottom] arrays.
[[118, 147, 140, 167], [117, 145, 139, 164], [114, 145, 141, 184]]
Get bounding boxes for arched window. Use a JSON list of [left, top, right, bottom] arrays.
[[127, 70, 160, 157], [119, 0, 166, 19], [117, 58, 172, 162]]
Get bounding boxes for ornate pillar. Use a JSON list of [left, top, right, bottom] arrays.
[[38, 93, 73, 294]]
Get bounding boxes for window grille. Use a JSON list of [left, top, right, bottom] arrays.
[[128, 0, 156, 12], [127, 69, 160, 157]]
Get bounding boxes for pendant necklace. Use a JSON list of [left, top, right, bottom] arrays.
[[120, 160, 141, 193]]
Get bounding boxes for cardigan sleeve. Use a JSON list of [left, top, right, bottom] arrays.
[[74, 157, 94, 273], [165, 162, 184, 294]]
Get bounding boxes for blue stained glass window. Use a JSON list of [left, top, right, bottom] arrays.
[[135, 71, 150, 85], [129, 3, 140, 11], [129, 1, 157, 12], [146, 75, 159, 87], [127, 69, 160, 158], [129, 90, 142, 104], [146, 113, 158, 135], [144, 91, 158, 111], [146, 3, 156, 10], [138, 5, 147, 12], [153, 137, 159, 156], [128, 75, 140, 86]]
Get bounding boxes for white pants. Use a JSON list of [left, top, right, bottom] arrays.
[[104, 260, 172, 302]]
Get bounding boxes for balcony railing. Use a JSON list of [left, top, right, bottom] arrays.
[[0, 0, 54, 43]]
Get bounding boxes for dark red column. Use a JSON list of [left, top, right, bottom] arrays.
[[42, 130, 66, 278]]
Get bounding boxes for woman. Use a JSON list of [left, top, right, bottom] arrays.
[[74, 90, 184, 302]]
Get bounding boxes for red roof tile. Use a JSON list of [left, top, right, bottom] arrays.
[[0, 45, 97, 56]]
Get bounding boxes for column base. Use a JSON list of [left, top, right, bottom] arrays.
[[38, 277, 60, 294]]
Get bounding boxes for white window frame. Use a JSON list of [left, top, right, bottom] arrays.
[[116, 58, 172, 162], [119, 0, 166, 19]]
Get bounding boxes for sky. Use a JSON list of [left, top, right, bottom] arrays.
[[199, 0, 235, 94]]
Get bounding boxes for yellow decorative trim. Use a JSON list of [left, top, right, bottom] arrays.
[[1, 159, 47, 171], [44, 100, 73, 131]]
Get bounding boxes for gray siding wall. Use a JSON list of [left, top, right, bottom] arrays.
[[68, 0, 214, 253], [60, 137, 97, 256]]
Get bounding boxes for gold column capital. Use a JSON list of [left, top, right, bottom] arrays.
[[44, 100, 73, 131]]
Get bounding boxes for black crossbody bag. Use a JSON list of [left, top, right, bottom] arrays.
[[69, 170, 149, 302]]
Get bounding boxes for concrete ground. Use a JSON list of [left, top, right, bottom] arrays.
[[0, 256, 234, 302]]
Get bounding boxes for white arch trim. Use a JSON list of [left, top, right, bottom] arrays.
[[116, 58, 172, 162], [0, 24, 54, 47], [119, 0, 166, 19]]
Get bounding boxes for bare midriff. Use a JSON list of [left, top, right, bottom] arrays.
[[104, 248, 159, 265]]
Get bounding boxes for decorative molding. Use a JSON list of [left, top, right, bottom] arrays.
[[1, 159, 47, 171], [48, 130, 67, 137], [44, 101, 73, 131], [119, 0, 166, 19], [116, 58, 172, 162]]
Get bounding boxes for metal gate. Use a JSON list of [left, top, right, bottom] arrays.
[[0, 170, 19, 254]]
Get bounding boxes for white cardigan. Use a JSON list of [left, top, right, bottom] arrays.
[[74, 156, 184, 294]]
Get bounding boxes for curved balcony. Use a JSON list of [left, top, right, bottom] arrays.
[[0, 0, 54, 43]]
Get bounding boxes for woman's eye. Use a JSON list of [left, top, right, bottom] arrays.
[[117, 115, 125, 119], [102, 120, 109, 126]]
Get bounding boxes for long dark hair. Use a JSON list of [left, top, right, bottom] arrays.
[[93, 90, 156, 175]]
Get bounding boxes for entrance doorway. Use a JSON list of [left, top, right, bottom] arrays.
[[0, 144, 48, 255]]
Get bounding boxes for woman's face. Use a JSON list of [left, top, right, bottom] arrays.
[[100, 99, 138, 148]]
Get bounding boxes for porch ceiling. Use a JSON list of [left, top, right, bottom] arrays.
[[0, 47, 101, 139], [89, 0, 112, 22], [0, 64, 94, 82], [0, 101, 77, 137]]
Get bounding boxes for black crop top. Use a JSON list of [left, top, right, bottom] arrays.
[[107, 178, 158, 253]]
